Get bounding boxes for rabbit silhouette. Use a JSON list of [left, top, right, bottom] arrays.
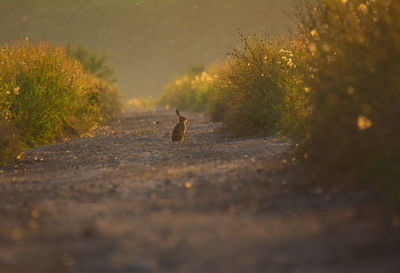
[[171, 109, 187, 142]]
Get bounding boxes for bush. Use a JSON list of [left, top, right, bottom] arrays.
[[208, 34, 308, 137], [0, 40, 122, 162], [67, 45, 123, 121], [127, 97, 158, 111], [66, 44, 117, 84], [159, 65, 216, 112], [296, 0, 400, 195], [0, 119, 23, 164], [96, 80, 123, 121]]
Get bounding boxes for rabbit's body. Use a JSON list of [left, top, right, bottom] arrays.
[[172, 109, 187, 142]]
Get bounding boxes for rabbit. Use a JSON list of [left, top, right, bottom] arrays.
[[171, 109, 187, 142]]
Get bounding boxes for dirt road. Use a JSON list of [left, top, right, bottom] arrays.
[[0, 109, 399, 273]]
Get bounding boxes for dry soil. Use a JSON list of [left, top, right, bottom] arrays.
[[0, 109, 399, 273]]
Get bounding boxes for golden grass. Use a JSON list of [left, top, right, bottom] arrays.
[[0, 39, 121, 163], [207, 34, 308, 137], [159, 65, 217, 112]]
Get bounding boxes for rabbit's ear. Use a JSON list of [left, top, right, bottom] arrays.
[[176, 109, 181, 117]]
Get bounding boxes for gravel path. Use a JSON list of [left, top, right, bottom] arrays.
[[0, 109, 399, 273]]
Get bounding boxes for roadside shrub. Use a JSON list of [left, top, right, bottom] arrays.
[[0, 40, 122, 162], [96, 80, 123, 121], [159, 65, 216, 112], [208, 34, 308, 137], [296, 0, 400, 195], [127, 97, 158, 111], [0, 119, 23, 164], [67, 45, 122, 121], [66, 44, 117, 84]]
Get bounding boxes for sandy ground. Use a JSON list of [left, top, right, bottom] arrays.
[[0, 109, 399, 273]]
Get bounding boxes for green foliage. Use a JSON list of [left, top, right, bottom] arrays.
[[159, 65, 216, 112], [66, 45, 117, 84], [208, 34, 309, 137], [66, 45, 123, 121], [0, 40, 122, 163], [296, 0, 400, 196]]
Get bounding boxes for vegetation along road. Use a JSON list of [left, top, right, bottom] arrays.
[[0, 109, 399, 273]]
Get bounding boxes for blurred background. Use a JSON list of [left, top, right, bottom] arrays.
[[0, 0, 292, 99]]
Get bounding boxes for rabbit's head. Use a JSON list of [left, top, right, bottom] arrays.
[[176, 109, 187, 123]]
